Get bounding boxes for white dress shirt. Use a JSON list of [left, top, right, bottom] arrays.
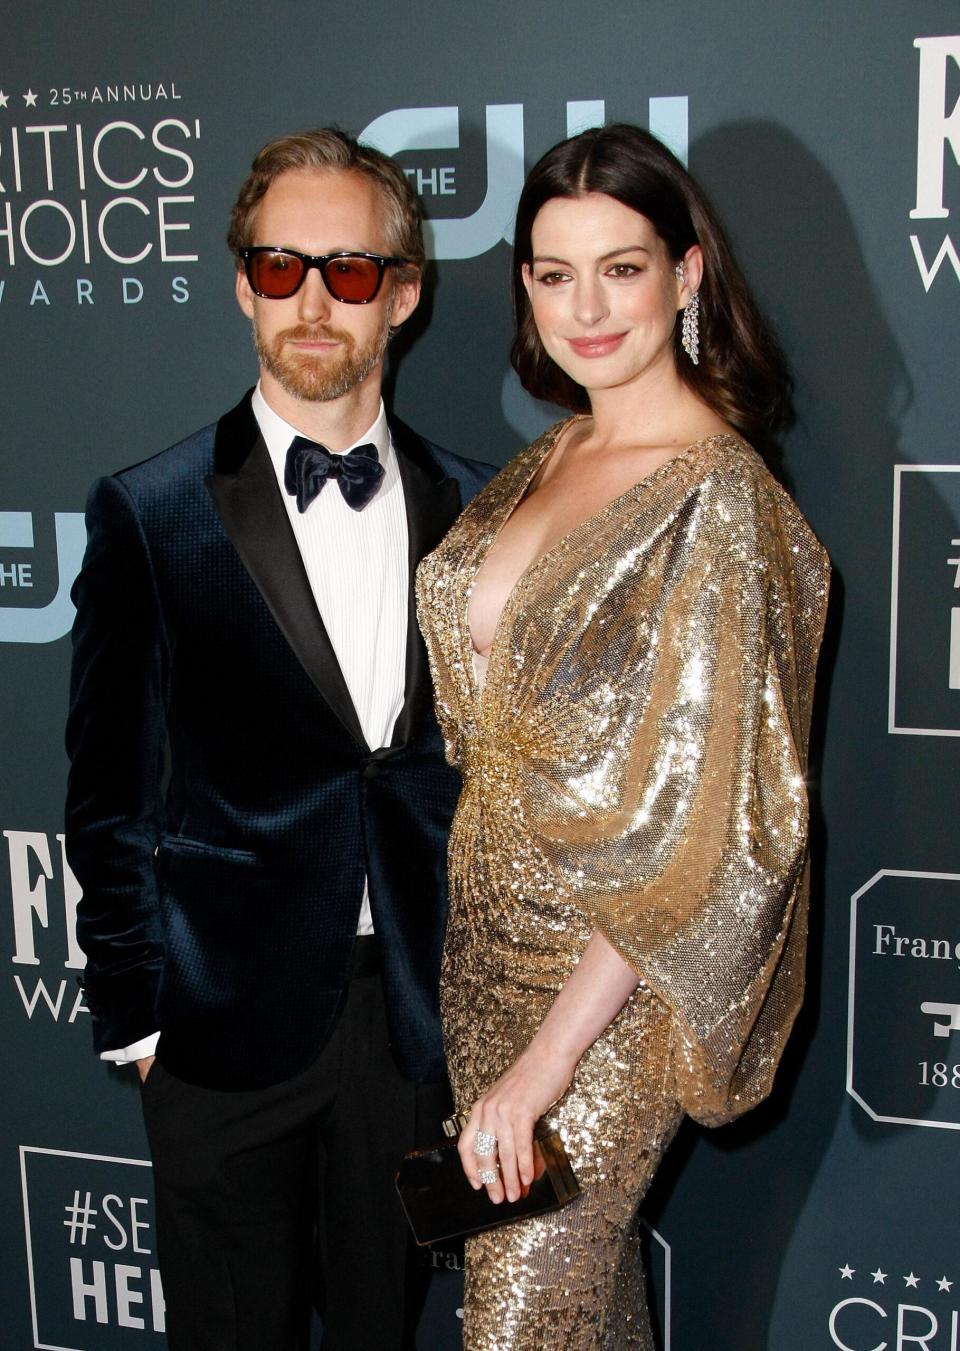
[[103, 385, 409, 1064]]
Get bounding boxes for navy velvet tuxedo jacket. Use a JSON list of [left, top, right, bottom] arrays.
[[65, 392, 492, 1091]]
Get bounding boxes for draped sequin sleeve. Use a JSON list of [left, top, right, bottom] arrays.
[[519, 451, 827, 1124]]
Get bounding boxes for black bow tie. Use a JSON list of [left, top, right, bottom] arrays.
[[284, 435, 385, 513]]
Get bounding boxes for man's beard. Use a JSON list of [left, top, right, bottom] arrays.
[[253, 308, 392, 403]]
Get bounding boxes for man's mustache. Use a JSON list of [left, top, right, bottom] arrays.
[[278, 324, 354, 346]]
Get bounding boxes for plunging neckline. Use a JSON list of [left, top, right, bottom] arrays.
[[464, 420, 740, 704]]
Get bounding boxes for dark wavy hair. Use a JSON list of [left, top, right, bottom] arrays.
[[511, 124, 792, 460]]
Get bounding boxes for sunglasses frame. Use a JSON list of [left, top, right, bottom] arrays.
[[238, 246, 408, 304]]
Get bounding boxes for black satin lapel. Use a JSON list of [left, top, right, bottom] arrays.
[[391, 440, 462, 749], [205, 437, 367, 749], [212, 389, 260, 473]]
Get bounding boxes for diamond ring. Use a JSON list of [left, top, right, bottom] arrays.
[[478, 1167, 500, 1186], [474, 1129, 498, 1156]]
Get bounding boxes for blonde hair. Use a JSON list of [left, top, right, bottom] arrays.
[[227, 128, 423, 282]]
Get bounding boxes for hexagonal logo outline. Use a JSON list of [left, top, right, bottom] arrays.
[[847, 868, 960, 1130]]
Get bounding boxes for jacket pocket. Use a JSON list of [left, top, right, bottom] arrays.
[[158, 834, 260, 867]]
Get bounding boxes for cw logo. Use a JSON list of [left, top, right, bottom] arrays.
[[360, 97, 689, 260], [0, 510, 86, 644]]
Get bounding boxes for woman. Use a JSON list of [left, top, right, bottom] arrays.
[[416, 124, 829, 1348]]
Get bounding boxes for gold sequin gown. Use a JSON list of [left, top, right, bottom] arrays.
[[415, 422, 829, 1349]]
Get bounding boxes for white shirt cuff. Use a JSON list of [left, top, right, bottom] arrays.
[[101, 1032, 160, 1065]]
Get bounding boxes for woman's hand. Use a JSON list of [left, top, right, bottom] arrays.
[[457, 929, 642, 1203], [459, 1044, 578, 1203]]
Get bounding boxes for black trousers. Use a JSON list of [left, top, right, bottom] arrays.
[[141, 944, 450, 1351]]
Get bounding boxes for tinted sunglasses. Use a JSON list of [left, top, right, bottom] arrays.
[[238, 247, 407, 303]]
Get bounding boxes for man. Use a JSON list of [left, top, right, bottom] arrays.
[[65, 128, 492, 1351]]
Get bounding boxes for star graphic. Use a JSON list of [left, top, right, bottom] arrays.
[[0, 90, 9, 109], [23, 89, 38, 107], [871, 1270, 887, 1284], [839, 1265, 855, 1280], [938, 1277, 953, 1292], [904, 1273, 920, 1289]]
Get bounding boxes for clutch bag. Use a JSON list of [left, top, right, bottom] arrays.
[[395, 1112, 581, 1246]]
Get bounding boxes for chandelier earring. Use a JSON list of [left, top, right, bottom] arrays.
[[675, 262, 700, 366]]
